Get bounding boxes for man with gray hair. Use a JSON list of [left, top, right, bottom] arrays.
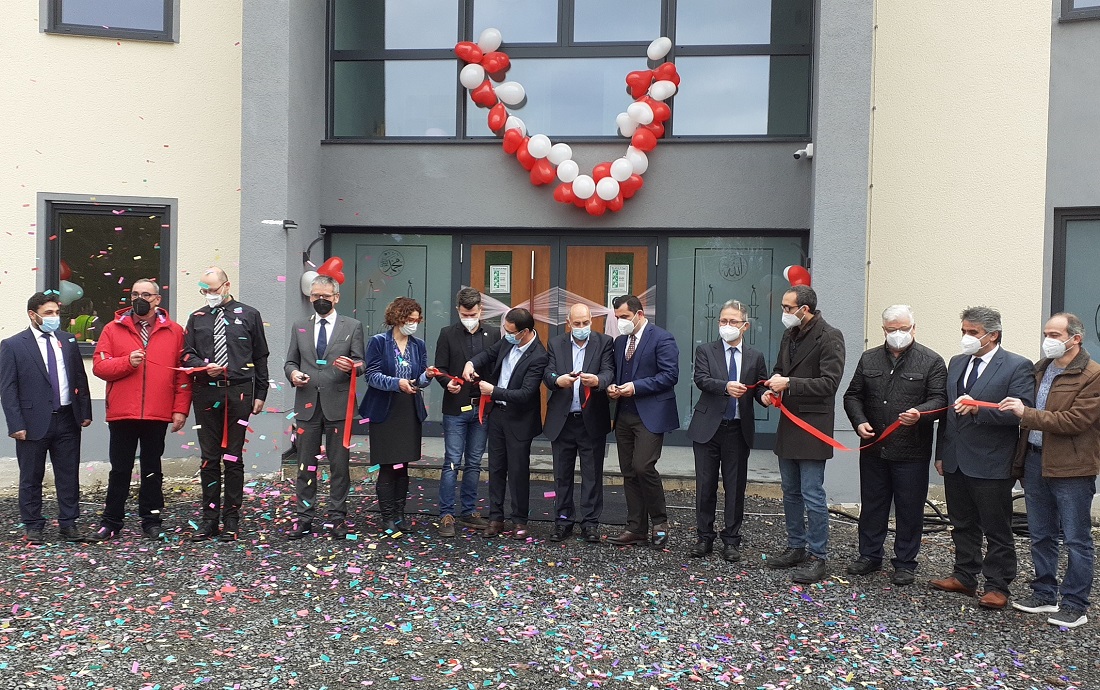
[[929, 306, 1033, 610], [842, 305, 947, 585]]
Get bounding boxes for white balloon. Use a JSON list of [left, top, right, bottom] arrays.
[[596, 177, 620, 201], [625, 146, 649, 175], [527, 134, 551, 159], [649, 80, 677, 101], [626, 101, 654, 125], [556, 159, 580, 183], [504, 116, 526, 135], [647, 36, 672, 61], [615, 112, 638, 137], [547, 143, 573, 165], [496, 81, 526, 106], [572, 174, 596, 199], [300, 270, 320, 297], [459, 64, 486, 90], [477, 27, 503, 53], [610, 158, 634, 182]]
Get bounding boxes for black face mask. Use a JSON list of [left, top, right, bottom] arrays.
[[312, 298, 333, 315], [132, 298, 152, 317]]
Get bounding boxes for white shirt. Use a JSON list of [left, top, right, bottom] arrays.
[[498, 336, 535, 391], [32, 327, 71, 406], [723, 340, 742, 420], [313, 313, 335, 357], [963, 344, 999, 389], [570, 337, 588, 412]]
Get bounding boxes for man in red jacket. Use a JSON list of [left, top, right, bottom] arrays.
[[89, 280, 191, 541]]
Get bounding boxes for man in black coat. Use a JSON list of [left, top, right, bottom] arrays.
[[843, 304, 947, 586], [543, 303, 615, 543], [686, 299, 769, 562]]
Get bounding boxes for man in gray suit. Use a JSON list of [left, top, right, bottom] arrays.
[[930, 306, 1033, 610], [284, 275, 365, 540], [687, 300, 769, 562]]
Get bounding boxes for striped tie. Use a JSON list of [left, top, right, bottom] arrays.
[[140, 320, 150, 348], [213, 307, 228, 368]]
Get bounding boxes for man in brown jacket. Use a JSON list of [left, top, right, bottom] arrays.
[[1000, 313, 1100, 629]]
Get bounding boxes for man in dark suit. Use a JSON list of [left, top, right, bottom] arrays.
[[463, 307, 548, 540], [606, 295, 679, 548], [929, 306, 1034, 610], [543, 303, 615, 543], [1, 292, 94, 544], [433, 288, 500, 537], [761, 285, 846, 584], [686, 299, 769, 562], [284, 275, 365, 540]]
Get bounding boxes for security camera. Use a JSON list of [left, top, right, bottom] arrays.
[[793, 143, 814, 160]]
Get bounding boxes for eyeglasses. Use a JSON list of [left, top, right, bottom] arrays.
[[883, 325, 913, 333], [130, 292, 158, 300], [718, 319, 748, 327], [198, 284, 225, 296], [781, 305, 801, 313], [310, 293, 335, 300]]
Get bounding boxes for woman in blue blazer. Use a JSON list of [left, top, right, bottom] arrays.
[[359, 297, 435, 533]]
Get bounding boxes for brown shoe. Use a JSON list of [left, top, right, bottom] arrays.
[[979, 590, 1008, 610], [438, 515, 456, 537], [484, 520, 506, 538], [512, 523, 529, 540], [609, 530, 647, 546], [458, 513, 490, 530], [928, 576, 977, 597]]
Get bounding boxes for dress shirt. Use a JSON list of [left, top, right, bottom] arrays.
[[181, 297, 271, 399], [498, 337, 535, 391], [962, 344, 999, 388], [1028, 364, 1065, 448], [33, 327, 71, 406], [569, 337, 588, 412], [313, 313, 334, 357], [723, 340, 742, 420]]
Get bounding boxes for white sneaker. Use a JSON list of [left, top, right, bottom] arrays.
[[1047, 608, 1088, 629]]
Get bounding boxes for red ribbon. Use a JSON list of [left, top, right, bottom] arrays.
[[479, 394, 491, 424], [342, 361, 363, 449]]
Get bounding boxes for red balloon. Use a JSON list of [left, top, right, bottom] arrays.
[[649, 100, 671, 123], [454, 41, 483, 64], [642, 121, 665, 139], [59, 259, 72, 281], [631, 128, 657, 152], [317, 256, 346, 284], [785, 265, 812, 287], [553, 183, 576, 204], [481, 51, 510, 76], [515, 138, 536, 171], [502, 128, 524, 154], [625, 69, 654, 99], [487, 103, 507, 131], [585, 196, 607, 216], [592, 162, 612, 181], [620, 174, 644, 199], [654, 62, 680, 86], [572, 194, 587, 208], [470, 79, 497, 108], [529, 158, 555, 186], [607, 193, 624, 212]]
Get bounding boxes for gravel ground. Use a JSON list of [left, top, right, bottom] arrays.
[[1, 480, 1099, 690]]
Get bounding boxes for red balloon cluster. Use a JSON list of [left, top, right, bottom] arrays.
[[783, 265, 811, 287]]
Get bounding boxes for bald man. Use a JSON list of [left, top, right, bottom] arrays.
[[543, 304, 615, 543], [181, 267, 270, 542]]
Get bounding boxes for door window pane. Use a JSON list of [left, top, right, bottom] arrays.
[[334, 0, 459, 50], [676, 0, 811, 45], [473, 0, 558, 44], [334, 60, 457, 137], [1062, 219, 1100, 359], [60, 0, 166, 31], [573, 0, 661, 43]]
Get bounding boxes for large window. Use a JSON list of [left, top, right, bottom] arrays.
[[1053, 208, 1100, 358], [328, 0, 812, 139], [44, 0, 178, 42], [43, 199, 173, 352]]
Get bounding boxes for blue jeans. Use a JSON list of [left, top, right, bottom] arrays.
[[1022, 449, 1096, 612], [439, 409, 488, 517], [778, 457, 829, 559]]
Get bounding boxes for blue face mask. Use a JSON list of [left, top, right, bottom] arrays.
[[572, 326, 591, 341], [504, 330, 521, 345], [38, 315, 61, 333]]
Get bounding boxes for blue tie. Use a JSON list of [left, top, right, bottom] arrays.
[[316, 319, 328, 359], [42, 333, 62, 411], [724, 346, 738, 420], [963, 357, 982, 394]]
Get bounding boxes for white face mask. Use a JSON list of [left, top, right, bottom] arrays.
[[460, 317, 479, 333], [781, 310, 802, 329], [400, 322, 418, 336], [205, 292, 225, 309], [719, 324, 742, 343], [960, 332, 991, 356], [617, 317, 636, 336], [1042, 336, 1072, 360], [885, 330, 913, 350]]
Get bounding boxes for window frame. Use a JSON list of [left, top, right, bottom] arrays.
[[1051, 207, 1100, 312], [39, 193, 177, 356], [43, 0, 179, 43], [1061, 0, 1100, 22], [325, 0, 813, 142]]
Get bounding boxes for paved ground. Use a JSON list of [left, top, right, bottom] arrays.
[[1, 479, 1098, 690]]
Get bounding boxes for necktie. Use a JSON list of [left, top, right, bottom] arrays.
[[316, 318, 328, 359], [42, 333, 62, 411], [625, 334, 637, 361], [725, 346, 738, 419], [212, 307, 228, 369], [139, 320, 150, 348], [963, 357, 982, 394]]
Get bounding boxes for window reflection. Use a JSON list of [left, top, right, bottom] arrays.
[[674, 56, 769, 135], [334, 0, 458, 50], [473, 0, 558, 43], [333, 61, 456, 137], [465, 58, 639, 137], [677, 0, 812, 45], [573, 0, 661, 43], [61, 0, 165, 30]]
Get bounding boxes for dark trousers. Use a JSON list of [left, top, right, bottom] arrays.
[[943, 468, 1017, 594], [16, 408, 81, 530], [857, 454, 929, 571], [102, 420, 168, 529], [294, 411, 350, 522], [692, 420, 749, 546], [614, 410, 668, 534], [551, 414, 606, 527], [193, 384, 253, 521], [486, 412, 532, 523]]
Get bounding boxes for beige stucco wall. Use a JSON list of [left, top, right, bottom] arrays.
[[0, 2, 243, 397], [866, 0, 1051, 359]]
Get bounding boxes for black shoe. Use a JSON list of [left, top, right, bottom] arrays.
[[721, 544, 741, 563], [381, 519, 399, 534], [325, 520, 349, 539], [395, 516, 419, 534], [59, 525, 90, 543], [24, 528, 45, 545], [581, 526, 600, 543], [549, 525, 574, 542], [891, 569, 917, 586], [218, 517, 239, 542], [190, 520, 220, 542], [846, 556, 883, 576], [766, 547, 808, 569], [791, 556, 827, 584], [689, 538, 713, 558], [287, 521, 313, 541], [141, 524, 166, 541], [87, 524, 121, 543], [651, 524, 671, 549]]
